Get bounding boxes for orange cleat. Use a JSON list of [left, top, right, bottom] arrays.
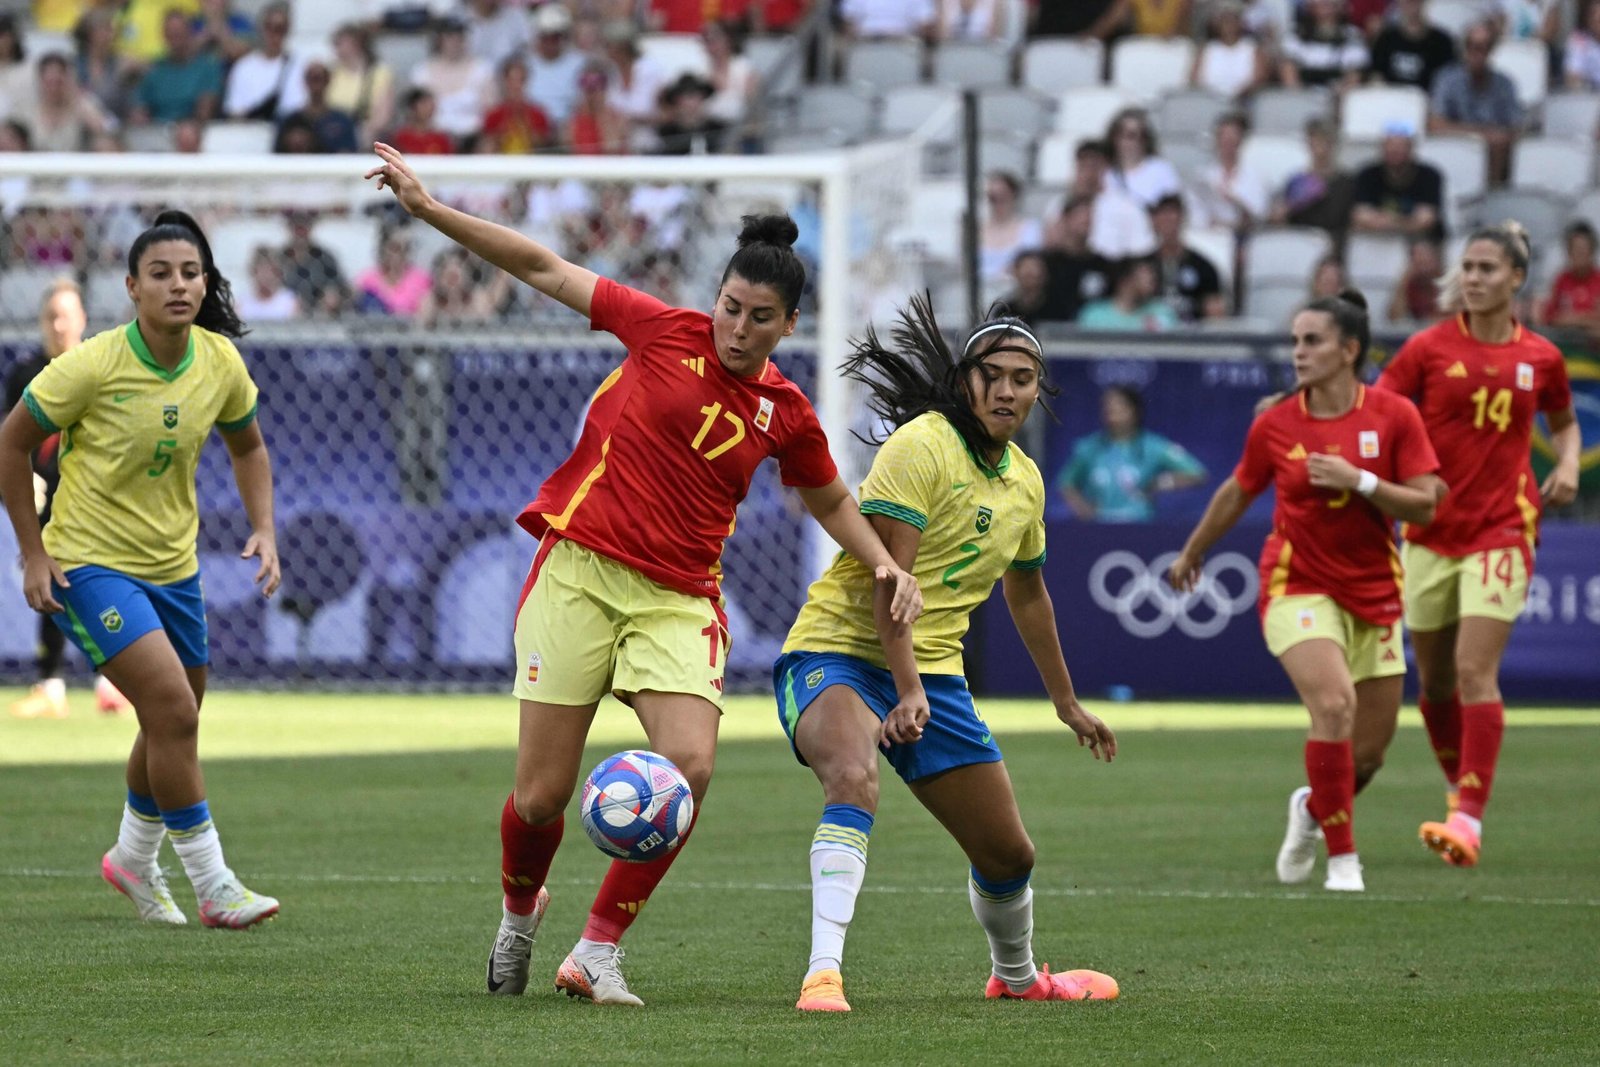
[[1420, 813, 1481, 868], [10, 683, 68, 719], [986, 965, 1119, 1001], [796, 968, 851, 1012]]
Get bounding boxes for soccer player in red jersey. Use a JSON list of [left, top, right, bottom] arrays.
[[1171, 291, 1442, 892], [1375, 221, 1581, 868], [365, 144, 921, 1004]]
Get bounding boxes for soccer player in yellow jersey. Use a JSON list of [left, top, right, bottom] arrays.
[[776, 299, 1120, 1012], [0, 210, 282, 929]]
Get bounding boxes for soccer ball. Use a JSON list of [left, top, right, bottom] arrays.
[[579, 750, 695, 862]]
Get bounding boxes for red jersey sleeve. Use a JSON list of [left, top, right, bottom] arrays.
[[1390, 396, 1441, 483], [1539, 348, 1574, 413], [775, 392, 838, 489], [1232, 413, 1276, 496], [588, 277, 685, 357], [1376, 335, 1426, 399]]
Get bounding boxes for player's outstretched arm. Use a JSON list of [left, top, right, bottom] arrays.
[[1168, 475, 1255, 593], [221, 421, 281, 598], [796, 477, 922, 625], [0, 405, 68, 612], [1001, 567, 1115, 762], [364, 142, 598, 318]]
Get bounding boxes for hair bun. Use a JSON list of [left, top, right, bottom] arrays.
[[737, 213, 799, 249], [1337, 287, 1369, 312]]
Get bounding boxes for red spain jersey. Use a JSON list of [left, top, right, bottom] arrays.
[[1376, 316, 1573, 557], [517, 278, 838, 599], [1235, 386, 1439, 626]]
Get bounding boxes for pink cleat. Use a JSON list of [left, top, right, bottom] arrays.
[[1420, 812, 1481, 868], [986, 964, 1119, 1001]]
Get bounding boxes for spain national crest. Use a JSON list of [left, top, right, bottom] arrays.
[[162, 405, 178, 429], [99, 606, 124, 633], [975, 506, 993, 535]]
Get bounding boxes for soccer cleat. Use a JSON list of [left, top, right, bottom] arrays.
[[486, 887, 550, 995], [101, 852, 187, 925], [10, 683, 68, 719], [796, 968, 851, 1012], [1324, 852, 1365, 892], [197, 875, 280, 929], [985, 964, 1119, 1001], [1420, 813, 1481, 868], [555, 942, 645, 1006], [95, 675, 131, 714], [1275, 786, 1322, 885]]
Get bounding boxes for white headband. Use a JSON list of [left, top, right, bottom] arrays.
[[963, 322, 1043, 358]]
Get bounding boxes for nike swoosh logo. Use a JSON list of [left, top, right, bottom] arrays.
[[952, 482, 970, 492], [819, 869, 852, 876], [112, 392, 136, 403], [980, 733, 992, 745]]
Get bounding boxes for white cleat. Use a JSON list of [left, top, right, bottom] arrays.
[[555, 942, 645, 1005], [101, 851, 187, 925], [198, 874, 279, 929], [1324, 852, 1365, 892], [486, 887, 550, 995], [1276, 786, 1323, 885]]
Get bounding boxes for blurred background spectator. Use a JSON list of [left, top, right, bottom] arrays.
[[1072, 138, 1156, 259], [568, 61, 630, 155], [979, 170, 1042, 286], [418, 247, 509, 327], [704, 20, 759, 151], [129, 10, 222, 127], [1079, 256, 1180, 331], [192, 0, 254, 68], [222, 2, 306, 121], [527, 3, 584, 129], [283, 211, 350, 316], [1149, 194, 1226, 321], [73, 9, 132, 123], [1278, 0, 1368, 90], [480, 56, 552, 154], [1565, 0, 1600, 92], [1273, 118, 1357, 248], [1542, 221, 1600, 340], [1057, 385, 1207, 523], [390, 87, 456, 154], [236, 245, 300, 321], [938, 0, 1008, 42], [1428, 21, 1522, 186], [1191, 0, 1267, 100], [1040, 195, 1114, 324], [602, 21, 667, 150], [1131, 0, 1192, 38], [1105, 107, 1181, 207], [654, 72, 726, 154], [327, 23, 396, 146], [462, 0, 531, 71], [1351, 121, 1443, 241], [1309, 254, 1350, 300], [1386, 237, 1444, 325], [411, 18, 494, 146], [1000, 249, 1050, 325], [1369, 0, 1456, 91], [276, 62, 358, 154], [1189, 110, 1268, 238], [19, 51, 114, 152], [356, 228, 431, 317], [1029, 0, 1130, 41], [840, 0, 936, 42]]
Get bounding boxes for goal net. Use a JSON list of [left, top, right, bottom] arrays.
[[0, 147, 923, 691]]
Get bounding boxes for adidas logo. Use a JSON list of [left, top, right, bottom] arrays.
[[1286, 443, 1307, 460], [1446, 361, 1468, 378], [1321, 809, 1350, 828], [680, 357, 706, 376], [616, 901, 642, 915], [1487, 592, 1503, 605], [503, 873, 538, 887], [1459, 773, 1483, 789], [1382, 648, 1397, 661]]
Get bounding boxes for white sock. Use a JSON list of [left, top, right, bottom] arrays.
[[503, 904, 536, 932], [41, 677, 66, 700], [112, 804, 166, 868], [970, 879, 1037, 994], [170, 826, 232, 896], [807, 844, 867, 978], [575, 937, 617, 955]]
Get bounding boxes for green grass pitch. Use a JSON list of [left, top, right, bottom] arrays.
[[2, 692, 1597, 1065]]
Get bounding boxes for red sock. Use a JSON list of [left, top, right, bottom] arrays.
[[1419, 693, 1463, 784], [1304, 739, 1356, 856], [500, 794, 562, 915], [581, 809, 700, 944], [1455, 701, 1504, 820]]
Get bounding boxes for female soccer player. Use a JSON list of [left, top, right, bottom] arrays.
[[0, 211, 282, 928], [774, 298, 1119, 1013], [365, 143, 920, 1006], [1375, 222, 1580, 868], [1170, 291, 1442, 893], [5, 279, 130, 718]]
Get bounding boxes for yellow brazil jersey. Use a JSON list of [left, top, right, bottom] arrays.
[[783, 412, 1047, 674], [22, 321, 259, 584]]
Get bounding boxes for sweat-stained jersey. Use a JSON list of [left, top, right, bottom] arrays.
[[1235, 386, 1439, 626], [22, 322, 259, 584], [783, 412, 1047, 675], [517, 278, 837, 600], [1376, 315, 1572, 557]]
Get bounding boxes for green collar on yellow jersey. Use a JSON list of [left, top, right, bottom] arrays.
[[944, 415, 1012, 479], [126, 320, 196, 382]]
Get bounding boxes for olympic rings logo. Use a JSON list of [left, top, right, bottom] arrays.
[[1087, 550, 1259, 639]]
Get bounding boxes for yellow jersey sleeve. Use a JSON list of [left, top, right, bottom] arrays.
[[212, 338, 259, 432], [1010, 459, 1047, 571], [856, 415, 943, 531], [21, 343, 101, 433]]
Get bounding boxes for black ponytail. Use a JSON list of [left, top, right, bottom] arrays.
[[844, 294, 1057, 477], [127, 209, 248, 338], [719, 213, 805, 315], [1302, 287, 1371, 372]]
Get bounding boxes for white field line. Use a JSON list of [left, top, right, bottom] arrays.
[[3, 866, 1596, 909]]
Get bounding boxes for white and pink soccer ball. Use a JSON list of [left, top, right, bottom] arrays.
[[579, 750, 695, 862]]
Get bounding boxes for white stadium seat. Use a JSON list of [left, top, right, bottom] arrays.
[[1491, 39, 1548, 110], [1240, 134, 1311, 197], [1246, 227, 1332, 288], [1341, 86, 1427, 142], [1053, 85, 1133, 144], [1109, 36, 1196, 101], [1021, 38, 1103, 94], [1513, 138, 1596, 199]]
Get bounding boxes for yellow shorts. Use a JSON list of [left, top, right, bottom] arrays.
[[1402, 541, 1530, 632], [511, 538, 728, 708], [1263, 594, 1406, 684]]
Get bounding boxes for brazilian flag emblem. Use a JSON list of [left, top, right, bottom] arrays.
[[99, 606, 124, 633], [163, 405, 179, 429], [975, 506, 993, 535], [805, 668, 825, 689]]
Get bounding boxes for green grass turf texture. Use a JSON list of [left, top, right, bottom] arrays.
[[2, 693, 1597, 1065]]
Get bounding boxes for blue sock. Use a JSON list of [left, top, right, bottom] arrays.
[[160, 799, 213, 838], [126, 789, 160, 821], [970, 866, 1031, 902]]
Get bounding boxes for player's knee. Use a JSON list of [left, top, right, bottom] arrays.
[[139, 684, 200, 742], [819, 759, 878, 810], [671, 752, 714, 801], [1307, 688, 1356, 737], [1454, 658, 1499, 703], [512, 784, 570, 825], [977, 838, 1035, 884]]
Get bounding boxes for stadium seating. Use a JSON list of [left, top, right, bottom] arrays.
[[977, 87, 1055, 141], [211, 217, 291, 290], [880, 85, 960, 140], [1418, 134, 1488, 209], [1250, 87, 1333, 136], [1153, 89, 1233, 146], [1052, 85, 1133, 144], [1109, 36, 1196, 101], [0, 266, 68, 323], [1490, 38, 1549, 110], [1341, 86, 1428, 142], [1543, 92, 1600, 140], [791, 84, 877, 143], [311, 216, 382, 280], [1033, 131, 1077, 185], [1466, 189, 1571, 251], [930, 40, 1014, 88], [1021, 38, 1104, 94], [979, 135, 1033, 179], [1513, 138, 1596, 199], [1241, 134, 1311, 196], [1346, 233, 1411, 295], [1247, 280, 1310, 328], [201, 122, 277, 155], [843, 39, 923, 93], [746, 35, 803, 101], [639, 33, 712, 80], [1246, 227, 1332, 290]]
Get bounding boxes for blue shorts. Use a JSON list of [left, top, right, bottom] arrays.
[[773, 650, 1002, 784], [51, 565, 209, 669]]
